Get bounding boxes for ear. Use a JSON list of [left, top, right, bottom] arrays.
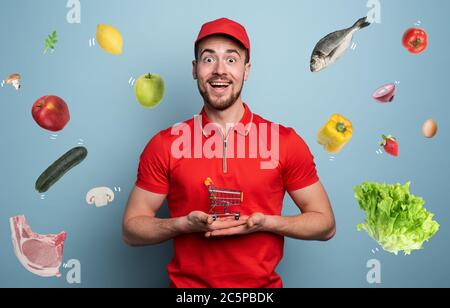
[[192, 60, 198, 80], [89, 195, 95, 203], [244, 62, 251, 81]]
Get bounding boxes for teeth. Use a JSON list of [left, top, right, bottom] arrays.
[[210, 82, 230, 86]]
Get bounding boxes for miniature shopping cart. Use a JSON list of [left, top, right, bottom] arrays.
[[204, 178, 243, 221]]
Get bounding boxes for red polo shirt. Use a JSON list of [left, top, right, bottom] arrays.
[[136, 103, 319, 288]]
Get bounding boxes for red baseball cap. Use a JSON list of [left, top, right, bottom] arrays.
[[195, 18, 250, 61]]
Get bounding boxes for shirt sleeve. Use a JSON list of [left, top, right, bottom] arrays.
[[282, 128, 319, 192], [135, 132, 170, 194]]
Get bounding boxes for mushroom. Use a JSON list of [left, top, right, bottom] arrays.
[[86, 187, 115, 208], [6, 74, 21, 91]]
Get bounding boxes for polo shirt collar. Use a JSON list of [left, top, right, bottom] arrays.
[[197, 102, 254, 137]]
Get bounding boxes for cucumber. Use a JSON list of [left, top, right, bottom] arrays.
[[35, 146, 88, 193]]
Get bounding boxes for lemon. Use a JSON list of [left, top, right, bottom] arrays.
[[96, 24, 123, 55]]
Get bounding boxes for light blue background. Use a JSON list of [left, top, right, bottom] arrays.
[[0, 0, 448, 288]]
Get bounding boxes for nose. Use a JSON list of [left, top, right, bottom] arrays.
[[213, 59, 227, 75]]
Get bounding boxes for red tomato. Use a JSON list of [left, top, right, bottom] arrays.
[[402, 28, 428, 54]]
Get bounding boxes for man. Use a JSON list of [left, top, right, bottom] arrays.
[[123, 17, 336, 288]]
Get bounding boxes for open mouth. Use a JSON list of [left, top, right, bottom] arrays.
[[208, 81, 231, 94]]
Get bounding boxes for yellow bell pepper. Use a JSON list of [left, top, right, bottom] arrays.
[[317, 114, 353, 154]]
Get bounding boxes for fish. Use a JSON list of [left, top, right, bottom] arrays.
[[310, 17, 371, 72]]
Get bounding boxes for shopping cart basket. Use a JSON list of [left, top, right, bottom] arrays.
[[204, 178, 243, 221]]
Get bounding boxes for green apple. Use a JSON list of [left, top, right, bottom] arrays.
[[135, 73, 165, 108]]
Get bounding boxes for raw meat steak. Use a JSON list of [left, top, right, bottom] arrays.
[[10, 215, 66, 277]]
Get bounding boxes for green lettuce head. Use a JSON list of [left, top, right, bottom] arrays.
[[354, 182, 439, 255]]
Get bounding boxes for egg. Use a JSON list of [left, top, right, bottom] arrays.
[[422, 119, 438, 138]]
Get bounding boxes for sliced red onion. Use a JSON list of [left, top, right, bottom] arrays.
[[372, 83, 396, 103]]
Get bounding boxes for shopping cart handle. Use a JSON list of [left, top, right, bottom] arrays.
[[204, 177, 214, 187]]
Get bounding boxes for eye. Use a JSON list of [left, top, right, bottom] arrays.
[[228, 58, 237, 63], [203, 56, 215, 63]]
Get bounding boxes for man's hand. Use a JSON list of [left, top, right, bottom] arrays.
[[203, 182, 337, 241], [124, 181, 335, 246], [205, 213, 266, 238], [183, 211, 248, 235]]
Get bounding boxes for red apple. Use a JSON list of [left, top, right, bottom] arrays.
[[32, 96, 70, 132]]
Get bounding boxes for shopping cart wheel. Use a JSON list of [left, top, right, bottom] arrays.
[[234, 213, 240, 220]]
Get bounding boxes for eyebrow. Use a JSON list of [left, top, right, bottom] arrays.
[[200, 49, 241, 58]]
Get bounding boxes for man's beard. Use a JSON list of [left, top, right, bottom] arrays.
[[197, 79, 244, 111]]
